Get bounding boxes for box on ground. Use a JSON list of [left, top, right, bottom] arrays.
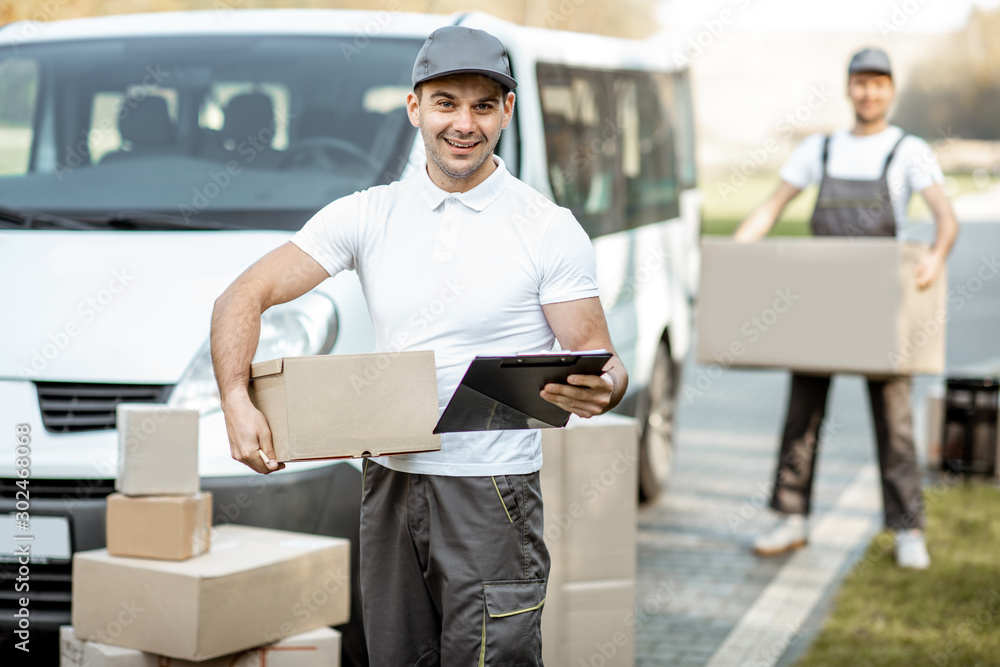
[[697, 238, 946, 375], [540, 415, 638, 666], [116, 404, 199, 495], [106, 492, 212, 560], [248, 352, 441, 462], [72, 525, 350, 661], [539, 428, 564, 667], [562, 579, 636, 667], [541, 414, 638, 583], [60, 625, 341, 667]]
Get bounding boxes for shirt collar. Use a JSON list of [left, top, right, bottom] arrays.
[[419, 156, 509, 212]]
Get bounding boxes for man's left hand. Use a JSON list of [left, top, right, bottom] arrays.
[[540, 373, 614, 418], [915, 253, 944, 289]]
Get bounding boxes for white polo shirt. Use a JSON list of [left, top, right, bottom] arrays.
[[291, 157, 600, 476], [780, 125, 944, 234]]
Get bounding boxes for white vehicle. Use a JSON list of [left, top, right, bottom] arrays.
[[0, 9, 699, 661]]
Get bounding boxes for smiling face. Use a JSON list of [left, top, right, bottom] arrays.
[[406, 73, 515, 192], [848, 72, 895, 128]]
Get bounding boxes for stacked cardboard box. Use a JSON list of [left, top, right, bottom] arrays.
[[540, 414, 639, 667], [71, 524, 349, 661], [60, 625, 341, 667], [109, 405, 209, 560], [68, 404, 351, 663]]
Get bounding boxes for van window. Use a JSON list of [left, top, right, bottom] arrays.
[[672, 70, 698, 190], [618, 72, 679, 227], [538, 63, 682, 237], [198, 82, 290, 154], [0, 35, 421, 230], [89, 87, 179, 163], [0, 57, 39, 177], [537, 63, 620, 238]]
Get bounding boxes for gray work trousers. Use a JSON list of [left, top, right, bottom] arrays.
[[770, 373, 925, 530], [359, 460, 549, 666]]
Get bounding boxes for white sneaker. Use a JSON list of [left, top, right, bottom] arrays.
[[753, 514, 808, 556], [895, 530, 930, 570]]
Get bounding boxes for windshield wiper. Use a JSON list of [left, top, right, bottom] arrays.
[[94, 211, 243, 231], [0, 205, 99, 230]]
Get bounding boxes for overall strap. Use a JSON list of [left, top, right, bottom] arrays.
[[820, 135, 831, 174], [881, 134, 908, 178]]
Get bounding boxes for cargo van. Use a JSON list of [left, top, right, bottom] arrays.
[[0, 9, 699, 663]]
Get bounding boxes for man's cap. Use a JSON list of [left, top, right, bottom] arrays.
[[848, 47, 892, 77], [412, 26, 517, 91]]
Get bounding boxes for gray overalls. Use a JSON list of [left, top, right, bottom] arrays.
[[770, 133, 925, 530]]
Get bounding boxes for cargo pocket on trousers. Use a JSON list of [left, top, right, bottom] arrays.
[[491, 475, 522, 524], [478, 579, 546, 666]]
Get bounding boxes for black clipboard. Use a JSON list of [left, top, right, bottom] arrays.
[[433, 351, 612, 434]]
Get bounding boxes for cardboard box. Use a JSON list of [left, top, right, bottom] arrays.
[[60, 625, 341, 667], [72, 525, 350, 661], [116, 405, 199, 495], [539, 429, 565, 667], [248, 352, 441, 461], [541, 414, 639, 584], [106, 492, 212, 560], [563, 579, 636, 667], [697, 238, 946, 375], [541, 417, 638, 665]]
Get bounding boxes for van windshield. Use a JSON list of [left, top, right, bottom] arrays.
[[0, 34, 421, 231]]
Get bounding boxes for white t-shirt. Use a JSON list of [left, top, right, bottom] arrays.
[[779, 126, 944, 234], [291, 157, 600, 477]]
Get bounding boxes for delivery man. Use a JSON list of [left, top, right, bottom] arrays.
[[734, 47, 958, 569], [211, 26, 628, 664]]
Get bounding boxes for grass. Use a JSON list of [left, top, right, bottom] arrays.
[[700, 171, 982, 237], [795, 480, 1000, 667]]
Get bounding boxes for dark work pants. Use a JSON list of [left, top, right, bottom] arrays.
[[359, 460, 549, 666], [770, 372, 925, 530]]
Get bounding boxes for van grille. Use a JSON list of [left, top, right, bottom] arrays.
[[0, 477, 115, 501], [0, 560, 72, 612], [35, 382, 173, 433]]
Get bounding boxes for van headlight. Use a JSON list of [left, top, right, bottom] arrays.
[[169, 293, 339, 414]]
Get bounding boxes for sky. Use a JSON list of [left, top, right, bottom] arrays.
[[657, 0, 1000, 34]]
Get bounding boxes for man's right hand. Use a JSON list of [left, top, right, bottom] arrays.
[[223, 396, 285, 474]]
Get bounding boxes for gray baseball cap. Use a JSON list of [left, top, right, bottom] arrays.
[[412, 26, 517, 91], [848, 47, 892, 77]]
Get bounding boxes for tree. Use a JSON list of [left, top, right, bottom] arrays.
[[892, 7, 1000, 140]]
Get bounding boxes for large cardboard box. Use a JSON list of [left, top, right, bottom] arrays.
[[72, 525, 350, 661], [106, 492, 212, 560], [60, 625, 341, 666], [697, 238, 946, 375], [248, 352, 441, 461], [116, 405, 199, 495]]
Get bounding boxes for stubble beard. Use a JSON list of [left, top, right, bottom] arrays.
[[423, 127, 499, 181], [854, 104, 888, 128]]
